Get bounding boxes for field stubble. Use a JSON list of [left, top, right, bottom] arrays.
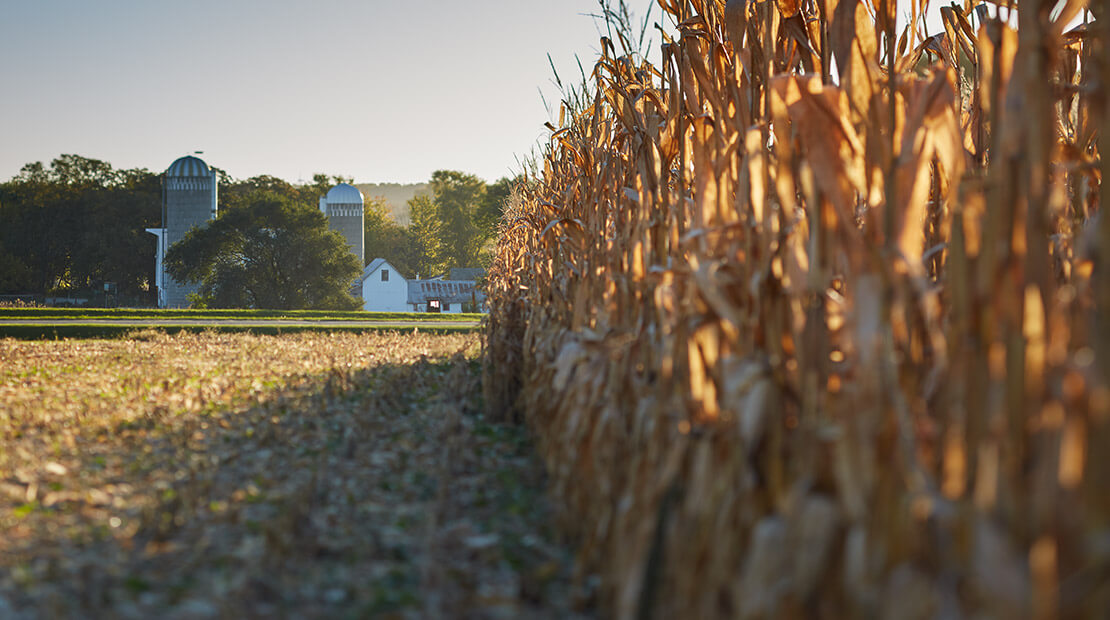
[[0, 331, 588, 618]]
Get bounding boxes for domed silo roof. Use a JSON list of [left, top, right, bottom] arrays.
[[166, 155, 211, 177], [325, 183, 364, 205]]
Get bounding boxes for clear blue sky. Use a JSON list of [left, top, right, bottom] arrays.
[[1, 1, 959, 185], [0, 0, 657, 184]]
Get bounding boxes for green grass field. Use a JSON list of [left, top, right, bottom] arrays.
[[0, 308, 484, 340], [0, 308, 485, 321], [0, 323, 480, 340]]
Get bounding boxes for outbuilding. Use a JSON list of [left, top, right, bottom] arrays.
[[406, 278, 483, 313]]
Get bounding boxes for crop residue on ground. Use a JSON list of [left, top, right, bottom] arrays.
[[0, 331, 589, 618]]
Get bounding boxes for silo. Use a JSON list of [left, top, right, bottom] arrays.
[[162, 155, 217, 308], [319, 183, 364, 266]]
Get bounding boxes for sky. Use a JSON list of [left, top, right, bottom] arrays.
[[0, 0, 657, 185], [0, 1, 979, 186]]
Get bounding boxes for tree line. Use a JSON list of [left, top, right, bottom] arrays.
[[0, 155, 161, 303], [0, 154, 511, 308]]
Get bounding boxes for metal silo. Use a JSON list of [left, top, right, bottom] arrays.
[[319, 183, 364, 267], [160, 155, 217, 308]]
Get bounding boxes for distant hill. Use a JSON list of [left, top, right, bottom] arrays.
[[355, 182, 430, 226]]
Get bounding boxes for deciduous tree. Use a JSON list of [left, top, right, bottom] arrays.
[[164, 192, 361, 310], [0, 155, 159, 301], [407, 194, 446, 278], [364, 196, 419, 277], [430, 170, 486, 270]]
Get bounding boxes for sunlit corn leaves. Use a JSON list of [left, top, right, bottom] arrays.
[[484, 0, 1109, 618]]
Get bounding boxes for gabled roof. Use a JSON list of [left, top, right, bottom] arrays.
[[355, 257, 400, 284]]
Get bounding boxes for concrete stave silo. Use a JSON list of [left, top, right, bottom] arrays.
[[319, 183, 365, 267], [147, 155, 217, 308]]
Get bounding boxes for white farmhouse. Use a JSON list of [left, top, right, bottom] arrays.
[[356, 257, 487, 313], [357, 258, 409, 312]]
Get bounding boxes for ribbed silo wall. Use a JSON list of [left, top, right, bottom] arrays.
[[328, 205, 364, 267], [165, 175, 215, 308]]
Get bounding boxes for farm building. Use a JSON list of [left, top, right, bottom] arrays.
[[406, 278, 483, 313], [146, 155, 218, 308], [357, 258, 409, 312], [357, 257, 486, 313], [319, 183, 364, 267]]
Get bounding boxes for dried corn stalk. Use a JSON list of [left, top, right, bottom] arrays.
[[484, 0, 1108, 617]]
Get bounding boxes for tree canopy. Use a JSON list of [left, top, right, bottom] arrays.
[[431, 170, 486, 270], [0, 155, 160, 301], [360, 170, 516, 277], [363, 197, 421, 278], [164, 192, 361, 310]]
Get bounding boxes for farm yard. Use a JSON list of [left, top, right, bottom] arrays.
[[0, 332, 587, 618]]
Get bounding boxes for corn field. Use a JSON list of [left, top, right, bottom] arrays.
[[483, 0, 1110, 617]]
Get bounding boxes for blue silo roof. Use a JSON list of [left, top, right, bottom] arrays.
[[325, 183, 364, 205], [166, 155, 211, 177]]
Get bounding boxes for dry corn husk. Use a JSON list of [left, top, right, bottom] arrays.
[[483, 0, 1110, 617]]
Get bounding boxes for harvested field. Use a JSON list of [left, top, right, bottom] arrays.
[[0, 332, 588, 618], [484, 1, 1110, 618]]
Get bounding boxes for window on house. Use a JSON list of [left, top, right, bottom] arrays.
[[381, 269, 389, 282]]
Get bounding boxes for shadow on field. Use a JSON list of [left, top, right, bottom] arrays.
[[0, 353, 591, 619]]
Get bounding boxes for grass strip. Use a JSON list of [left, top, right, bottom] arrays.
[[0, 323, 479, 340], [0, 308, 486, 321]]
